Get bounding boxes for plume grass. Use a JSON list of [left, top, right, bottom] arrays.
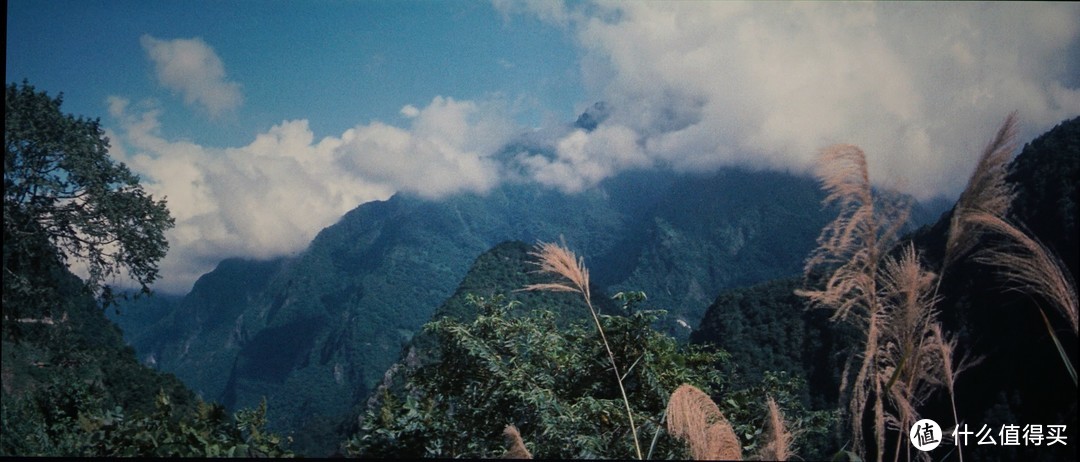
[[798, 112, 1072, 462], [944, 112, 1018, 270], [522, 240, 643, 459], [964, 211, 1079, 385], [941, 113, 1077, 387], [665, 384, 742, 461], [758, 396, 794, 461], [797, 112, 1076, 461], [797, 144, 910, 462], [877, 244, 943, 462], [500, 425, 532, 459], [930, 323, 980, 462], [965, 212, 1078, 336]]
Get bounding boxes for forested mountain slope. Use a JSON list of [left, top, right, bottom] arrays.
[[692, 116, 1079, 462], [114, 166, 862, 454]]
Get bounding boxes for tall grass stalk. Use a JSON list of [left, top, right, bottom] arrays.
[[965, 212, 1079, 336], [665, 384, 742, 461], [522, 240, 643, 459], [930, 323, 980, 462], [942, 112, 1077, 387], [760, 396, 794, 461], [799, 113, 1067, 462], [501, 424, 532, 459], [943, 112, 1018, 272], [878, 244, 943, 462], [964, 211, 1079, 386], [797, 144, 909, 462]]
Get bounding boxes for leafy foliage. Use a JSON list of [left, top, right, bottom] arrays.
[[349, 293, 833, 459], [1, 376, 291, 457], [111, 167, 852, 455], [350, 294, 724, 459], [0, 266, 293, 457], [0, 81, 292, 458], [4, 80, 174, 324]]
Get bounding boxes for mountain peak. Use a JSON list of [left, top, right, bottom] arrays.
[[573, 101, 611, 132]]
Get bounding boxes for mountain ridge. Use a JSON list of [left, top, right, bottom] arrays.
[[112, 164, 945, 456]]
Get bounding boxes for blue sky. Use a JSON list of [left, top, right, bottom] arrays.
[[7, 0, 583, 147], [6, 1, 1080, 293]]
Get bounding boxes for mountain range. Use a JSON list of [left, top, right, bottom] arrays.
[[110, 113, 950, 455]]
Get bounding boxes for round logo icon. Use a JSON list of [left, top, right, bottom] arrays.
[[910, 418, 942, 451]]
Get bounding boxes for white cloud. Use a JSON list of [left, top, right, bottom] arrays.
[[336, 96, 514, 198], [141, 35, 244, 117], [106, 95, 515, 293], [103, 2, 1080, 292], [517, 124, 650, 192], [517, 1, 1080, 200], [400, 104, 420, 118]]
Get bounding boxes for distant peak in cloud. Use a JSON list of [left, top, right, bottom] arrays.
[[573, 101, 611, 131], [515, 2, 1080, 200], [140, 34, 243, 117], [106, 94, 517, 292]]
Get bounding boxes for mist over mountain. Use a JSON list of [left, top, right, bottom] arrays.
[[98, 112, 1073, 456], [109, 103, 953, 454], [116, 172, 942, 453], [9, 2, 1079, 458]]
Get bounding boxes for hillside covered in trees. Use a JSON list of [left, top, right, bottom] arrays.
[[693, 116, 1078, 461], [5, 78, 1076, 460], [2, 82, 292, 457], [112, 154, 944, 454]]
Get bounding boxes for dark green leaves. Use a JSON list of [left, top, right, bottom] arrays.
[[350, 294, 725, 459], [4, 81, 174, 324], [1, 378, 293, 457]]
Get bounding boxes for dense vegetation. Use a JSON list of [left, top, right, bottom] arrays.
[[349, 241, 836, 459], [2, 81, 292, 458], [4, 81, 173, 325], [113, 159, 883, 454], [693, 116, 1078, 461], [6, 79, 1073, 459]]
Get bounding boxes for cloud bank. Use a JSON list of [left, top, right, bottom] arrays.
[[140, 35, 244, 117], [112, 4, 1080, 293], [106, 96, 514, 293], [502, 1, 1080, 198]]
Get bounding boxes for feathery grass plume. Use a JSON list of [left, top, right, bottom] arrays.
[[965, 212, 1078, 335], [522, 240, 643, 459], [500, 425, 532, 459], [877, 244, 944, 462], [930, 323, 981, 462], [797, 144, 911, 462], [523, 240, 591, 299], [665, 384, 742, 461], [943, 112, 1018, 270], [757, 396, 794, 461], [965, 211, 1079, 386], [798, 145, 912, 323]]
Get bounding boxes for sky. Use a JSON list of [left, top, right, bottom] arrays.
[[6, 1, 1080, 294]]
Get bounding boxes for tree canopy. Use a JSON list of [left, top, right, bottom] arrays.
[[4, 81, 174, 324]]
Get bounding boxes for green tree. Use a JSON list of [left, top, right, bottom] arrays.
[[1, 375, 293, 458], [349, 294, 725, 459], [4, 81, 174, 328], [348, 293, 834, 459]]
